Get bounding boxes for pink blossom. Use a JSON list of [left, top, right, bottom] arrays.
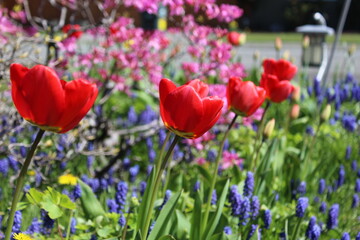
[[221, 150, 243, 169], [0, 10, 20, 34], [204, 3, 220, 19], [58, 37, 77, 56], [182, 62, 200, 75], [242, 108, 264, 127], [210, 42, 232, 64], [184, 131, 216, 150], [195, 157, 207, 165], [187, 45, 204, 58], [219, 63, 247, 83], [217, 4, 244, 23]]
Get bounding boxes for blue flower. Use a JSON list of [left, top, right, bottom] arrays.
[[355, 179, 360, 193], [337, 165, 345, 187], [319, 201, 327, 213], [129, 165, 140, 182], [119, 215, 126, 227], [223, 226, 232, 235], [193, 180, 200, 192], [296, 197, 308, 218], [243, 172, 254, 197], [70, 218, 76, 234], [159, 190, 172, 210], [342, 113, 358, 132], [26, 217, 41, 234], [139, 181, 147, 196], [138, 105, 157, 124], [116, 181, 128, 212], [251, 196, 260, 219], [352, 194, 359, 208], [306, 216, 317, 239], [12, 210, 22, 233], [127, 106, 138, 126], [297, 181, 306, 196], [309, 224, 321, 240], [356, 232, 360, 240], [207, 149, 217, 162], [0, 158, 9, 176], [345, 146, 352, 159], [318, 179, 326, 194], [239, 197, 250, 225], [341, 232, 350, 240], [326, 204, 339, 230], [352, 160, 358, 171], [246, 224, 258, 240], [107, 199, 119, 213], [228, 185, 241, 216], [263, 210, 272, 229]]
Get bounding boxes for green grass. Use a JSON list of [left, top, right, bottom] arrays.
[[245, 32, 360, 44]]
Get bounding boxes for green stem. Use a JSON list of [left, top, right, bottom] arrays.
[[141, 135, 180, 239], [65, 210, 74, 240], [155, 131, 171, 176], [201, 114, 238, 237], [5, 129, 45, 240], [252, 140, 264, 172], [250, 101, 270, 169], [291, 217, 302, 240]]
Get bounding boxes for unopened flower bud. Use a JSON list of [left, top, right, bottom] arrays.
[[275, 37, 282, 51], [321, 104, 331, 122], [263, 118, 275, 139], [290, 104, 300, 119], [292, 86, 301, 102], [348, 44, 356, 57], [282, 50, 290, 60], [253, 50, 260, 61], [303, 35, 310, 49]]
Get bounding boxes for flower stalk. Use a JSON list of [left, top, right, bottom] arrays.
[[5, 128, 45, 240]]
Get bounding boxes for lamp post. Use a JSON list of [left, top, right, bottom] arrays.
[[296, 13, 334, 68]]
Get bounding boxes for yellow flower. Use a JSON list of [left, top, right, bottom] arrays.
[[58, 173, 78, 185], [13, 233, 33, 240]]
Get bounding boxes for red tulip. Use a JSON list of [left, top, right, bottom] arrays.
[[62, 24, 83, 39], [227, 31, 246, 46], [10, 64, 98, 133], [226, 76, 266, 116], [159, 78, 223, 139], [260, 73, 295, 103], [262, 58, 297, 81]]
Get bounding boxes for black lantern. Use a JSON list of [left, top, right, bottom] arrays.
[[296, 13, 334, 67]]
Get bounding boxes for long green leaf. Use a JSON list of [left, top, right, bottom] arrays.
[[148, 191, 182, 240], [190, 190, 203, 240], [78, 180, 106, 219], [203, 179, 230, 240], [158, 235, 176, 240], [136, 166, 156, 238]]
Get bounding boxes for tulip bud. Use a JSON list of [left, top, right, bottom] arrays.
[[282, 50, 290, 60], [253, 50, 260, 61], [290, 104, 300, 119], [321, 104, 331, 122], [348, 44, 356, 57], [291, 86, 301, 102], [263, 118, 275, 139], [275, 37, 282, 51], [302, 35, 310, 49]]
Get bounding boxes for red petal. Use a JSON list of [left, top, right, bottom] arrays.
[[10, 64, 33, 120], [194, 97, 223, 137], [20, 65, 65, 126], [277, 59, 297, 80], [159, 78, 177, 127], [186, 79, 209, 98], [269, 81, 294, 103], [57, 79, 98, 133], [163, 85, 203, 133]]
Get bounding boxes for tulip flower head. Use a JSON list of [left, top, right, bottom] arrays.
[[10, 64, 98, 133], [260, 58, 298, 103], [227, 31, 246, 46], [159, 78, 223, 139], [226, 77, 266, 117]]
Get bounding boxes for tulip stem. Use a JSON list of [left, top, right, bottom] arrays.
[[141, 134, 180, 239], [201, 114, 238, 237], [4, 128, 45, 240], [250, 101, 270, 170]]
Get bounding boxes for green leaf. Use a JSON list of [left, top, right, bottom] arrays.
[[190, 190, 202, 240], [136, 166, 156, 237], [59, 194, 76, 210], [40, 200, 63, 219], [175, 209, 190, 239], [26, 188, 44, 205], [148, 191, 182, 240], [158, 235, 176, 240], [78, 180, 106, 219], [203, 179, 230, 240], [195, 165, 211, 186]]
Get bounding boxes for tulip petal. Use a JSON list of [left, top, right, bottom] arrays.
[[10, 64, 33, 120], [186, 79, 209, 98], [163, 85, 203, 133], [269, 81, 294, 103], [57, 79, 98, 133], [195, 97, 223, 137], [20, 65, 65, 125]]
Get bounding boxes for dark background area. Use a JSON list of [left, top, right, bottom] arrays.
[[3, 0, 360, 32]]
